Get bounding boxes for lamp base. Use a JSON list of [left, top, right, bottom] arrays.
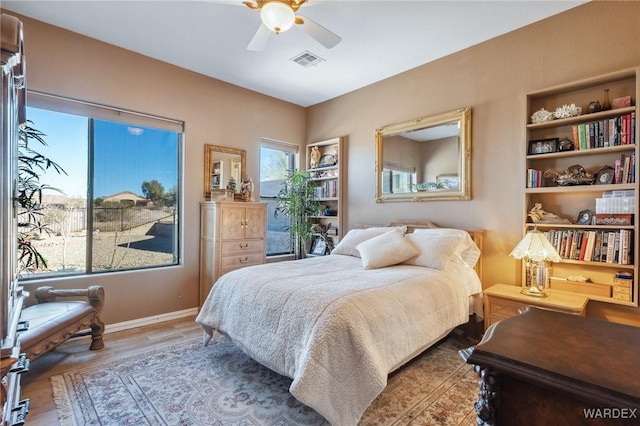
[[520, 287, 548, 297]]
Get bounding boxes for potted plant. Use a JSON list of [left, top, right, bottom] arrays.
[[17, 122, 66, 271], [275, 169, 320, 259]]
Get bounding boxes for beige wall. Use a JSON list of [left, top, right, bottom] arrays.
[[9, 12, 306, 325], [306, 1, 640, 326], [7, 1, 640, 327]]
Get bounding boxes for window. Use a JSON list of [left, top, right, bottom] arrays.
[[382, 161, 416, 193], [21, 93, 182, 278], [259, 139, 297, 256]]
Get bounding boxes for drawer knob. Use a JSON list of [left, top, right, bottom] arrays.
[[239, 257, 249, 263]]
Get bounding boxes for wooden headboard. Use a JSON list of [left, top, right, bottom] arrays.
[[386, 220, 484, 283]]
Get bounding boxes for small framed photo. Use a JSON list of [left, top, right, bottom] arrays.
[[311, 238, 327, 255], [436, 174, 459, 189], [576, 209, 594, 225], [595, 166, 614, 185], [528, 138, 559, 155]]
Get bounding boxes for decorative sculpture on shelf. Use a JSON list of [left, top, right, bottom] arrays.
[[553, 103, 582, 119], [310, 146, 321, 169], [530, 108, 554, 124], [528, 203, 570, 224], [543, 164, 596, 186]]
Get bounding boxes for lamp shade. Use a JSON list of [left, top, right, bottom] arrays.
[[509, 229, 562, 262], [261, 1, 295, 33]]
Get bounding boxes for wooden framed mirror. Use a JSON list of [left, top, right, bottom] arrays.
[[375, 107, 472, 202], [204, 144, 246, 200]]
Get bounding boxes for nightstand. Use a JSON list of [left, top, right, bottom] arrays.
[[483, 283, 588, 330]]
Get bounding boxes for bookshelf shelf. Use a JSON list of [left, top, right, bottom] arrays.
[[307, 137, 344, 255], [523, 67, 639, 307]]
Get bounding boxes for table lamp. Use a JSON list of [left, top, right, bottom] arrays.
[[509, 228, 562, 297]]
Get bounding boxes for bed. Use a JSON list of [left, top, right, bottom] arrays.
[[195, 222, 483, 426]]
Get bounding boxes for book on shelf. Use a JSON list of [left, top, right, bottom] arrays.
[[593, 231, 603, 261], [578, 231, 589, 261], [605, 232, 616, 263], [527, 169, 542, 188], [313, 180, 338, 198], [544, 228, 632, 264], [583, 231, 597, 262], [600, 231, 609, 262], [572, 113, 635, 150], [619, 229, 631, 265], [622, 154, 631, 184], [577, 124, 587, 150]]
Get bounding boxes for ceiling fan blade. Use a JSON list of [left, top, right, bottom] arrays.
[[296, 15, 341, 49], [247, 24, 272, 51]]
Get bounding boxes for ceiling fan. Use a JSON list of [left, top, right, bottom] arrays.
[[243, 0, 341, 51]]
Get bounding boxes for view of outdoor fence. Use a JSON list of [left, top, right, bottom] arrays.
[[23, 203, 178, 276]]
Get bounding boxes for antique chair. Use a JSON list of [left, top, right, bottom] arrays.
[[17, 285, 105, 362]]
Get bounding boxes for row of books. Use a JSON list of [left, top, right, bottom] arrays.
[[614, 153, 636, 184], [544, 228, 633, 265], [527, 169, 544, 188], [313, 180, 338, 198], [572, 112, 636, 150]]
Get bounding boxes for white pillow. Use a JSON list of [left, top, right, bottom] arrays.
[[331, 226, 407, 257], [356, 229, 419, 269], [402, 233, 460, 270], [412, 228, 480, 268]]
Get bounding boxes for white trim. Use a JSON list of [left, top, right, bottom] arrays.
[[104, 308, 198, 334]]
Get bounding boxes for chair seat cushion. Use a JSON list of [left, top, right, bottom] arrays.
[[18, 301, 95, 348]]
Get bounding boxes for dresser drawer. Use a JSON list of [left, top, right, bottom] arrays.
[[487, 297, 525, 318], [221, 240, 265, 255], [220, 252, 265, 269]]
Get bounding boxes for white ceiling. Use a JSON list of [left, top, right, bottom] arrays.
[[2, 0, 586, 107]]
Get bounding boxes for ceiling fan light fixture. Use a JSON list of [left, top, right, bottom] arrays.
[[260, 1, 295, 34]]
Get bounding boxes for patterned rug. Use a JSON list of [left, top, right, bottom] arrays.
[[51, 332, 478, 425]]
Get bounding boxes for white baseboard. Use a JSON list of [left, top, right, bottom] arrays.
[[105, 308, 198, 334]]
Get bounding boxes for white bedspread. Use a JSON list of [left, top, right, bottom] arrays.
[[196, 254, 480, 426]]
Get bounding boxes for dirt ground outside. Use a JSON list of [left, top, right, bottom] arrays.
[[26, 221, 176, 276]]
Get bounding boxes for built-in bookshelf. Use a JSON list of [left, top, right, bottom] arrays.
[[307, 137, 344, 255], [524, 67, 639, 307]]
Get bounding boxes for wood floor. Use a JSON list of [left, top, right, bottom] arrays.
[[20, 315, 201, 426]]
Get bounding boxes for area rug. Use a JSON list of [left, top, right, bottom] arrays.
[[51, 332, 478, 425]]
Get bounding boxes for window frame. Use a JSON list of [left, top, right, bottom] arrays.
[[21, 91, 185, 279], [259, 138, 299, 257]]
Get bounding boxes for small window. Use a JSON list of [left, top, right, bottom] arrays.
[[259, 140, 297, 256]]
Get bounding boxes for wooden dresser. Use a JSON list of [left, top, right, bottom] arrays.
[[199, 201, 266, 304], [460, 307, 640, 425]]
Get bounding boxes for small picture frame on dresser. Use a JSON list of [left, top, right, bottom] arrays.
[[311, 238, 327, 255], [528, 138, 559, 155]]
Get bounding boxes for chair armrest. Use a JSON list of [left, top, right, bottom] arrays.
[[34, 286, 105, 312]]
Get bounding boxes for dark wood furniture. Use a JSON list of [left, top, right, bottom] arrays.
[[460, 307, 640, 425]]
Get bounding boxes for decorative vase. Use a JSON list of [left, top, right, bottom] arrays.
[[241, 177, 253, 202], [602, 88, 611, 111]]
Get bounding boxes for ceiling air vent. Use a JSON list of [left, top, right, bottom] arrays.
[[291, 51, 325, 68]]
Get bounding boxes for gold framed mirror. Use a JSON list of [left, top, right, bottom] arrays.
[[204, 144, 246, 200], [375, 107, 471, 202]]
